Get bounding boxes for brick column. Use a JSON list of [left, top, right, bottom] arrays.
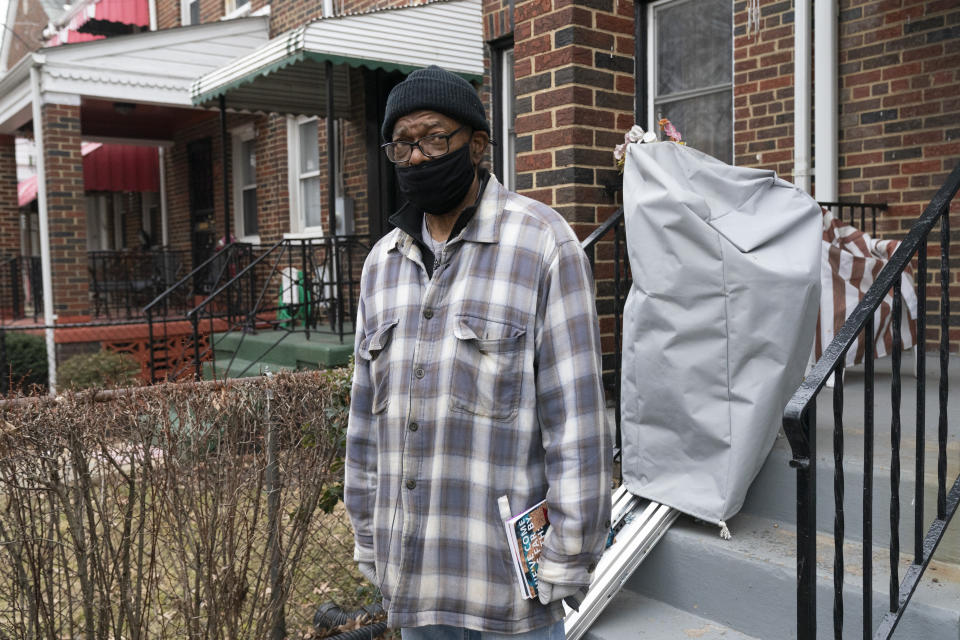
[[40, 102, 89, 319], [512, 0, 636, 382], [0, 135, 18, 259], [512, 0, 635, 239]]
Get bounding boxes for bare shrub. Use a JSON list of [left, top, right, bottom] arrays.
[[0, 367, 369, 640]]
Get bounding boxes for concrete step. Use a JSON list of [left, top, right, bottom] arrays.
[[817, 354, 960, 451], [584, 590, 762, 640], [736, 350, 959, 563], [742, 436, 960, 565], [618, 513, 959, 640], [213, 328, 353, 370]]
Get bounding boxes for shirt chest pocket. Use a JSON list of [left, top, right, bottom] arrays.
[[450, 315, 526, 421], [358, 319, 399, 414]]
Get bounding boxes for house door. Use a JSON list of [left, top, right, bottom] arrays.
[[364, 67, 406, 241], [187, 138, 216, 291]]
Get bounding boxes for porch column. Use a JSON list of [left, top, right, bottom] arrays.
[[39, 101, 88, 319], [0, 135, 17, 258]]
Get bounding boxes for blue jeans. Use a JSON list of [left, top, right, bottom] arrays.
[[401, 620, 565, 640]]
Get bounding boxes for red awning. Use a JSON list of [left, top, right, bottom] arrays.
[[18, 175, 37, 208], [47, 0, 149, 46], [89, 0, 151, 26], [18, 143, 159, 207], [82, 143, 159, 192]]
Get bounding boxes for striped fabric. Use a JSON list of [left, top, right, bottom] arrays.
[[344, 175, 612, 632], [816, 207, 918, 365]]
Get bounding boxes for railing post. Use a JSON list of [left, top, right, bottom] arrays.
[[301, 240, 311, 341], [191, 313, 202, 381], [938, 210, 949, 520], [147, 308, 157, 384], [0, 326, 7, 396], [794, 402, 817, 640], [10, 258, 21, 319]]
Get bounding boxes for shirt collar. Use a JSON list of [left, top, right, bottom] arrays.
[[388, 169, 498, 253]]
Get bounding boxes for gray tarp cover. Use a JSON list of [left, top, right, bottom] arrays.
[[620, 142, 822, 525]]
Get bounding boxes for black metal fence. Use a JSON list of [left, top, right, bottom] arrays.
[[0, 256, 42, 322], [819, 201, 888, 238], [88, 249, 191, 319], [783, 162, 960, 639], [144, 237, 369, 384]]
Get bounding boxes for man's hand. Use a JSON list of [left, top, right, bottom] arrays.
[[358, 561, 377, 584], [538, 580, 587, 610]]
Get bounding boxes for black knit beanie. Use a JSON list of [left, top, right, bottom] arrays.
[[381, 65, 490, 140]]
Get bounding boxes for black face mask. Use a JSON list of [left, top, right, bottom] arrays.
[[395, 144, 476, 215]]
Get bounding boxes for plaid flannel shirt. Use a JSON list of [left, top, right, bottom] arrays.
[[344, 174, 612, 632]]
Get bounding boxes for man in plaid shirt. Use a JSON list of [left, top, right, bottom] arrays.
[[345, 66, 611, 639]]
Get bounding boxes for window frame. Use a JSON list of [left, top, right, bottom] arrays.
[[181, 0, 199, 25], [222, 0, 252, 20], [231, 123, 259, 243], [646, 0, 733, 163], [286, 116, 326, 238]]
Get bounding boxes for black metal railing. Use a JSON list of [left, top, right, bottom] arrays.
[[143, 242, 256, 382], [783, 163, 960, 639], [582, 208, 629, 467], [819, 201, 888, 237], [146, 236, 369, 383], [0, 256, 42, 322], [88, 249, 191, 319]]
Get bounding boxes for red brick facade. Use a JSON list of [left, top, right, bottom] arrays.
[[730, 0, 960, 348], [0, 136, 17, 258], [41, 103, 89, 318]]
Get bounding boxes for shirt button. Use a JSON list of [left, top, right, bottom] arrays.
[[423, 308, 433, 319], [409, 422, 419, 432], [406, 479, 416, 490], [414, 366, 425, 379]]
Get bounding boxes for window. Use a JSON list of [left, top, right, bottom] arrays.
[[648, 0, 732, 163], [287, 117, 324, 235], [492, 41, 516, 190], [232, 125, 258, 240], [181, 0, 199, 25], [223, 0, 251, 19]]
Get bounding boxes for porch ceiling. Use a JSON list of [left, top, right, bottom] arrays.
[[0, 17, 270, 134], [190, 0, 484, 117]]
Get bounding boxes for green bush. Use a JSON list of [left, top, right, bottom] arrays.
[[2, 331, 48, 392], [58, 349, 141, 391]]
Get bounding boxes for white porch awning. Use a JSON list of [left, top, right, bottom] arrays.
[[190, 0, 484, 117], [0, 17, 270, 134]]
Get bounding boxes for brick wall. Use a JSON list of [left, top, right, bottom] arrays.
[[732, 0, 795, 178], [733, 0, 960, 349], [511, 0, 633, 235], [156, 0, 180, 29], [41, 103, 89, 319], [0, 136, 17, 258], [254, 114, 289, 243], [269, 0, 326, 35], [156, 0, 270, 29]]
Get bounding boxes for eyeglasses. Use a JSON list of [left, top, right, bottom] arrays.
[[381, 125, 466, 165]]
